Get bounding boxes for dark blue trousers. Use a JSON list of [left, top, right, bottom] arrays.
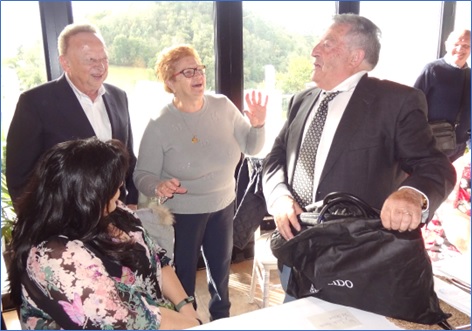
[[173, 201, 234, 320]]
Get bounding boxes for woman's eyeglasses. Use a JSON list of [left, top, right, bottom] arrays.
[[173, 65, 206, 78]]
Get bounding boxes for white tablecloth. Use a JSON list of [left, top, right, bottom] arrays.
[[189, 296, 403, 330]]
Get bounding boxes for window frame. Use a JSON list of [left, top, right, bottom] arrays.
[[36, 1, 459, 109]]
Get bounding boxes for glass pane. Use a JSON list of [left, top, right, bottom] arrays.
[[243, 1, 337, 157], [455, 1, 471, 32], [1, 1, 46, 143], [71, 1, 215, 153], [1, 0, 46, 292], [455, 1, 471, 67], [360, 1, 442, 86]]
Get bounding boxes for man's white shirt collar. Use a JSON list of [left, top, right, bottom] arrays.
[[325, 70, 368, 94]]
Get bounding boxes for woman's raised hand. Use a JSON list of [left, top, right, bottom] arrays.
[[244, 90, 268, 128]]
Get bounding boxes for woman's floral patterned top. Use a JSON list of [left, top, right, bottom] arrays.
[[19, 206, 173, 329]]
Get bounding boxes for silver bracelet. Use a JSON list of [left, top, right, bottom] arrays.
[[158, 196, 168, 204], [154, 186, 168, 204]]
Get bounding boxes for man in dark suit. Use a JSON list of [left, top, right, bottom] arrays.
[[262, 14, 456, 300], [6, 23, 138, 207]]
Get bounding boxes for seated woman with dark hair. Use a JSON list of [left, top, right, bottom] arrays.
[[8, 137, 202, 330]]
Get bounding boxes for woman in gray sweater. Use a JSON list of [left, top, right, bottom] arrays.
[[134, 44, 267, 321]]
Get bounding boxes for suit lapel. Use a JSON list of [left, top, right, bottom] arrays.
[[319, 75, 375, 185], [103, 92, 117, 137], [55, 75, 96, 136]]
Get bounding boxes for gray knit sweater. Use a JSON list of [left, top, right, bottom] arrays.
[[134, 94, 265, 214]]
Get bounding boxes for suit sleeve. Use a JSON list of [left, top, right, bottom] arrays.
[[394, 88, 456, 218], [124, 121, 139, 205], [262, 92, 301, 213], [121, 94, 138, 205], [6, 92, 44, 203], [105, 87, 139, 205]]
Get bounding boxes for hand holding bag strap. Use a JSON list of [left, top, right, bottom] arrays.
[[317, 192, 380, 223]]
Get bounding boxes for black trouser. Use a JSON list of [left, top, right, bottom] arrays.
[[173, 201, 234, 320]]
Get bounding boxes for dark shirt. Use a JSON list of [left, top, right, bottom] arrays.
[[414, 58, 471, 143]]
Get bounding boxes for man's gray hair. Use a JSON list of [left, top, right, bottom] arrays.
[[446, 29, 471, 44], [58, 23, 104, 56], [333, 13, 382, 70]]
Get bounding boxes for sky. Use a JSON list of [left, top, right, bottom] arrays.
[[1, 1, 42, 58]]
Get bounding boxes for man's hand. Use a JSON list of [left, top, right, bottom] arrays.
[[271, 196, 304, 240], [380, 188, 423, 232]]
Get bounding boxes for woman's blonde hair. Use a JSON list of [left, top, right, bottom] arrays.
[[155, 45, 202, 93]]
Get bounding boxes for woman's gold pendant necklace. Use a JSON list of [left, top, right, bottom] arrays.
[[178, 110, 201, 144], [175, 97, 206, 144]]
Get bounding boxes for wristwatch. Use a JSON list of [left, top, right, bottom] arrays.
[[175, 296, 195, 312], [421, 195, 428, 210]]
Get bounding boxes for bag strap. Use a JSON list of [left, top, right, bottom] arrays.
[[437, 319, 453, 330], [317, 192, 380, 223]]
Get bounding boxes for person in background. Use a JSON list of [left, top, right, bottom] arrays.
[[9, 138, 202, 329], [134, 44, 267, 321], [6, 23, 138, 208], [262, 13, 456, 301], [414, 29, 471, 163]]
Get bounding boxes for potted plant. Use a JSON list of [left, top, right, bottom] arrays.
[[1, 173, 16, 265], [1, 172, 18, 311]]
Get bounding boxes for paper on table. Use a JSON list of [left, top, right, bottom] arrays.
[[308, 308, 362, 329], [433, 253, 471, 288], [434, 276, 471, 317], [188, 296, 403, 330]]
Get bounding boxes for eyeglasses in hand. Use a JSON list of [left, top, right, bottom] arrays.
[[173, 65, 206, 78]]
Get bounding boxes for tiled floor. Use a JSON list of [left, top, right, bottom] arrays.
[[195, 258, 284, 324]]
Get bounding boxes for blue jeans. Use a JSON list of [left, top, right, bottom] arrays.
[[173, 201, 234, 320]]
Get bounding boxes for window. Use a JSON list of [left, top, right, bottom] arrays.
[[455, 1, 471, 32], [2, 1, 467, 159], [1, 1, 46, 143], [360, 1, 443, 86], [71, 1, 215, 153], [1, 0, 46, 297], [243, 1, 337, 157], [454, 1, 472, 67]]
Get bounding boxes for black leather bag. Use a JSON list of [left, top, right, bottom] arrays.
[[233, 157, 268, 250], [429, 121, 456, 153], [270, 192, 451, 325]]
